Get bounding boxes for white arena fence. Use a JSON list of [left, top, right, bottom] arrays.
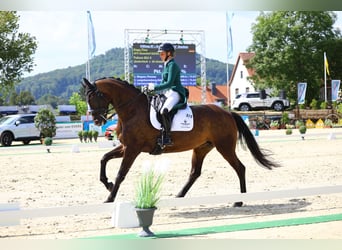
[[1, 185, 341, 228]]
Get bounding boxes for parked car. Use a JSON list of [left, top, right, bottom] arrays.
[[0, 114, 41, 146], [104, 124, 117, 140], [232, 92, 290, 111]]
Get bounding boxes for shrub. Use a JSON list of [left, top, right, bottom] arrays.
[[43, 137, 53, 146], [34, 108, 56, 138], [281, 112, 289, 125], [299, 125, 307, 134], [320, 101, 328, 109], [285, 128, 292, 135], [310, 99, 318, 110]]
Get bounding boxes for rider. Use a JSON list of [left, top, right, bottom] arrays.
[[147, 42, 188, 147]]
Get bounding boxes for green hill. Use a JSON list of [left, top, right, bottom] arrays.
[[17, 48, 232, 101]]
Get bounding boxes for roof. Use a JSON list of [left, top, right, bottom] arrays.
[[229, 52, 255, 87], [187, 85, 228, 104], [58, 105, 76, 112]]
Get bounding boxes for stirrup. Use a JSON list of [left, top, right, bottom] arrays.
[[162, 136, 173, 146], [157, 131, 173, 148]]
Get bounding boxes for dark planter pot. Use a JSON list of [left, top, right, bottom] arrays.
[[135, 207, 156, 237]]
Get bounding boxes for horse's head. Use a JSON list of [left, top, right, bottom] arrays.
[[82, 78, 111, 126]]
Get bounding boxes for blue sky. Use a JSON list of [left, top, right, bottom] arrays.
[[18, 11, 342, 77]]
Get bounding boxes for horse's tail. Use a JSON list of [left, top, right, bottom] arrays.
[[231, 112, 281, 170]]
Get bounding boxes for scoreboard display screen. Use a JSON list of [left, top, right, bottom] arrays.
[[132, 43, 196, 86]]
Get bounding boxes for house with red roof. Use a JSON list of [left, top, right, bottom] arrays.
[[185, 52, 256, 107], [227, 52, 256, 107], [187, 83, 228, 106]]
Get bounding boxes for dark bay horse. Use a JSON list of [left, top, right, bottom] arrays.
[[82, 77, 280, 205]]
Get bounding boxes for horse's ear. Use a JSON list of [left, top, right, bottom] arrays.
[[82, 78, 95, 90]]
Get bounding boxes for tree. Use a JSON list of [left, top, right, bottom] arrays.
[[0, 11, 37, 94], [16, 90, 35, 105], [34, 108, 56, 138], [246, 11, 341, 104], [36, 94, 65, 109], [69, 92, 87, 115]]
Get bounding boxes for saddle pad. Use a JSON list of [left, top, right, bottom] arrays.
[[150, 106, 194, 131]]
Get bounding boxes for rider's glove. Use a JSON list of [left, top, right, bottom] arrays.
[[141, 86, 148, 93], [148, 83, 155, 91]]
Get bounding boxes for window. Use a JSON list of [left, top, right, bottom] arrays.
[[235, 88, 239, 96], [246, 93, 260, 98], [246, 87, 250, 93], [240, 71, 243, 78], [18, 116, 35, 124]]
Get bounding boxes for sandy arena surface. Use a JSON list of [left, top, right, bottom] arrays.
[[0, 128, 341, 239]]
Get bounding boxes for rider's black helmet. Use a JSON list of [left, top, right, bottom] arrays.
[[158, 43, 175, 53]]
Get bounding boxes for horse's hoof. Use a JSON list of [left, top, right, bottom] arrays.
[[104, 197, 114, 203], [233, 201, 243, 207], [106, 182, 114, 192]]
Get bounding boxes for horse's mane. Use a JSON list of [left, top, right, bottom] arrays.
[[95, 77, 141, 94]]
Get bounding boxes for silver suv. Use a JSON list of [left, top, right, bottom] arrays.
[[232, 92, 290, 111], [0, 114, 41, 146]]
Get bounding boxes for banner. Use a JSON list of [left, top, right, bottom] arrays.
[[324, 52, 330, 76], [297, 82, 307, 105], [87, 11, 96, 58], [226, 12, 234, 60], [331, 80, 340, 102]]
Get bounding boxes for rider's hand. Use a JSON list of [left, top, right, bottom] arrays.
[[141, 86, 148, 93], [148, 83, 155, 91]]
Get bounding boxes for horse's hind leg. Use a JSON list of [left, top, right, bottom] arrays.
[[176, 142, 214, 197], [215, 142, 246, 207], [100, 144, 124, 192]]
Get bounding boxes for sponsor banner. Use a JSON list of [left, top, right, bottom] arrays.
[[55, 122, 83, 139], [297, 82, 307, 105], [331, 80, 340, 102]]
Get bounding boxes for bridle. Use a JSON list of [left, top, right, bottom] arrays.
[[87, 84, 145, 123], [87, 89, 115, 122]]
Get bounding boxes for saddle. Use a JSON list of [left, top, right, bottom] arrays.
[[149, 89, 189, 124], [148, 92, 190, 155]]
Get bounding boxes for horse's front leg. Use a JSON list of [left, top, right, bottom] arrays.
[[100, 144, 124, 192], [105, 147, 140, 203]]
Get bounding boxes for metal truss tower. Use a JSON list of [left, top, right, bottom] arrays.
[[124, 29, 207, 104]]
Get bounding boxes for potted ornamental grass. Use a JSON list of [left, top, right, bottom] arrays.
[[92, 130, 99, 142], [78, 130, 83, 142], [134, 163, 164, 237]]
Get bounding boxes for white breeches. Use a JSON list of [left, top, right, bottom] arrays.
[[160, 89, 181, 114]]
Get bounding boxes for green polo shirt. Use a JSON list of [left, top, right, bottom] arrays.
[[154, 59, 187, 105]]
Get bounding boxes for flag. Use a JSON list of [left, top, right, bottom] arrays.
[[331, 80, 340, 102], [226, 12, 234, 60], [87, 11, 96, 58], [297, 82, 307, 105], [324, 52, 330, 76]]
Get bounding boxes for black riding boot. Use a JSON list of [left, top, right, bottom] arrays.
[[158, 108, 173, 147]]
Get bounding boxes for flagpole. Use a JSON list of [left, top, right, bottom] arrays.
[[226, 12, 233, 109], [324, 52, 327, 102]]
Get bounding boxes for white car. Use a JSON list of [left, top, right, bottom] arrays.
[[0, 114, 41, 146], [232, 92, 290, 111]]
